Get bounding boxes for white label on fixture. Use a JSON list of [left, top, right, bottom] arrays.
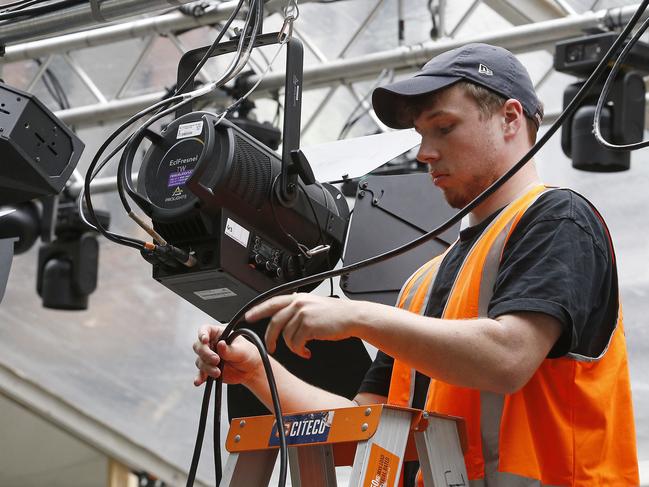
[[177, 121, 203, 139], [194, 288, 237, 300], [224, 218, 250, 248]]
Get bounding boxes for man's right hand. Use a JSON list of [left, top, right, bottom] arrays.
[[192, 324, 262, 387]]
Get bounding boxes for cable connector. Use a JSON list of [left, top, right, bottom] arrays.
[[141, 242, 197, 268], [306, 244, 330, 257], [166, 244, 197, 267]]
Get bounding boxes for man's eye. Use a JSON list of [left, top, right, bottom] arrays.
[[439, 125, 454, 135]]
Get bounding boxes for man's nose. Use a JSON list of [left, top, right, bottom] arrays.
[[416, 142, 440, 166]]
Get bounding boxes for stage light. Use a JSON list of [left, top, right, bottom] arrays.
[[118, 36, 349, 323], [555, 32, 648, 172], [0, 81, 83, 205], [36, 201, 109, 310], [0, 81, 83, 304]]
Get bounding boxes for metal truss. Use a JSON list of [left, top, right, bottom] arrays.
[[0, 0, 199, 46], [0, 1, 645, 134]]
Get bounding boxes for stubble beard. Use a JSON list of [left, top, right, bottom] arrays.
[[443, 171, 500, 209]]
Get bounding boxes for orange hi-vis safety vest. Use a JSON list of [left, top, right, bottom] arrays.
[[388, 185, 638, 486]]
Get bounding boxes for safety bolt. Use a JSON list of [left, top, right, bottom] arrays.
[[422, 412, 429, 419], [358, 190, 365, 198], [234, 434, 241, 443], [239, 420, 246, 428], [364, 408, 372, 416], [361, 423, 369, 432], [360, 181, 368, 189]]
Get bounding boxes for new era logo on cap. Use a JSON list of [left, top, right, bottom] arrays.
[[478, 63, 493, 76]]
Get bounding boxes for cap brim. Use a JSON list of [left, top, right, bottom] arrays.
[[372, 75, 461, 129]]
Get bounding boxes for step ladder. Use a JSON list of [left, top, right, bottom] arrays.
[[220, 404, 468, 486]]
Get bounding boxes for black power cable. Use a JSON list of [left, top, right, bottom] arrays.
[[171, 0, 246, 98], [0, 0, 84, 21], [82, 0, 263, 250], [188, 2, 649, 486], [1, 0, 51, 13], [117, 0, 263, 217], [83, 94, 188, 249]]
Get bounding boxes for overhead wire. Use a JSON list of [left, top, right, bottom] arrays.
[[81, 0, 261, 247], [0, 0, 84, 21], [117, 0, 264, 217], [0, 0, 52, 13]]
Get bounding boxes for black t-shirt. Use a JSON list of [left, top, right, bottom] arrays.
[[359, 188, 617, 406], [358, 189, 618, 487]]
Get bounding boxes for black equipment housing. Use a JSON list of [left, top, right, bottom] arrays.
[[134, 112, 349, 322], [123, 33, 352, 323], [554, 32, 649, 77], [555, 33, 649, 172], [126, 32, 369, 420], [0, 81, 83, 205], [36, 201, 108, 310], [342, 173, 460, 305]]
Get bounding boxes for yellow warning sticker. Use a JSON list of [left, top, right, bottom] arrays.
[[362, 443, 400, 487]]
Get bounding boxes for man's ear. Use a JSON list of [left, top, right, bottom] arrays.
[[502, 99, 524, 138]]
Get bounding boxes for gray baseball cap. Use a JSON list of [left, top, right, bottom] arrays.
[[372, 43, 544, 129]]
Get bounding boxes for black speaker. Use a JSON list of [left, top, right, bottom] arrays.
[[0, 81, 84, 205]]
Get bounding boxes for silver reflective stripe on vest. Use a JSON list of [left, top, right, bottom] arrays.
[[477, 219, 514, 316], [398, 257, 449, 408], [471, 474, 561, 487], [442, 188, 554, 486], [400, 253, 451, 315], [480, 391, 504, 483], [477, 191, 553, 486], [402, 265, 439, 315], [477, 224, 511, 485], [407, 368, 416, 408]]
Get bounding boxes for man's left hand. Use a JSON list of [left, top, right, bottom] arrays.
[[245, 293, 362, 358]]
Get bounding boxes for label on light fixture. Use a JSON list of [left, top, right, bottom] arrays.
[[225, 218, 250, 248], [194, 288, 237, 300], [177, 121, 203, 139]]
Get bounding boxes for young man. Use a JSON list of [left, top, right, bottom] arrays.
[[193, 44, 638, 485]]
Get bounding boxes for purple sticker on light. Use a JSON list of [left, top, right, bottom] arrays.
[[168, 170, 193, 188]]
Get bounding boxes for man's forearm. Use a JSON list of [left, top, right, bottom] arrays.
[[246, 356, 356, 413], [352, 302, 560, 394]]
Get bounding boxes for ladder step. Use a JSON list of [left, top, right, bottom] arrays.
[[221, 404, 468, 487]]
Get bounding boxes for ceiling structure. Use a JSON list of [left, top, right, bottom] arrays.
[[1, 1, 648, 485]]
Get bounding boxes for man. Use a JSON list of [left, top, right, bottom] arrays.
[[193, 44, 638, 485]]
